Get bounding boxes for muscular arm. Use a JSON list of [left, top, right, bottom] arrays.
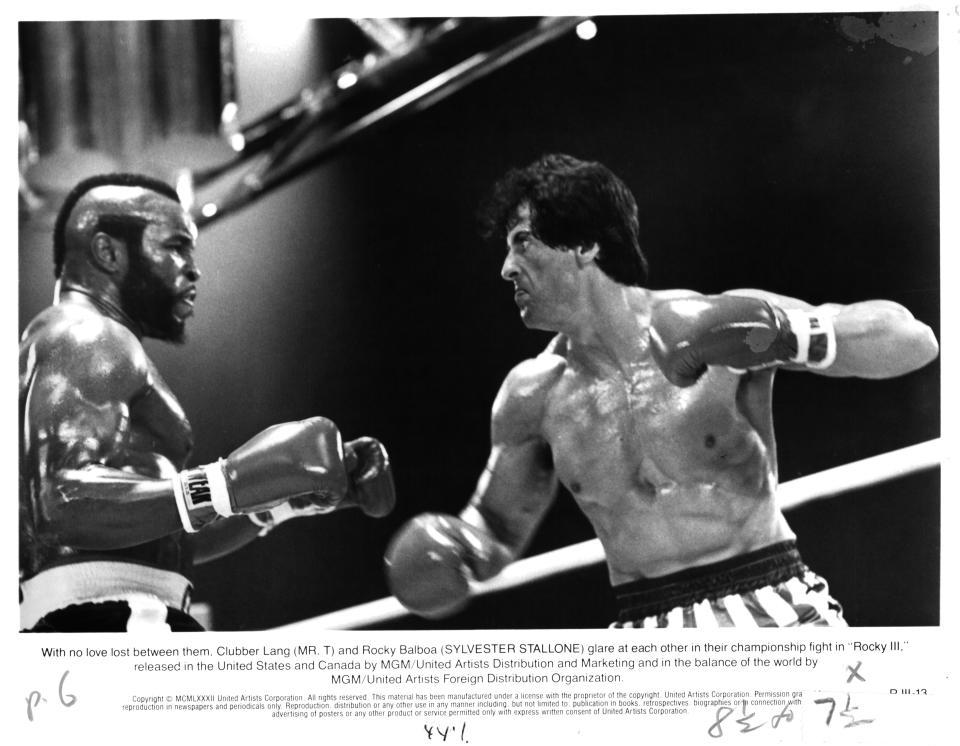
[[725, 289, 939, 378], [22, 317, 186, 550], [187, 517, 261, 564], [458, 361, 560, 576], [384, 349, 562, 617]]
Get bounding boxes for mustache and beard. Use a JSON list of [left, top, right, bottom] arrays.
[[119, 246, 187, 344]]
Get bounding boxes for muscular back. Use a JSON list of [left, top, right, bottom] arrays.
[[19, 300, 193, 579]]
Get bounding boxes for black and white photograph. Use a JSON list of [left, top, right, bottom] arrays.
[[10, 5, 953, 743]]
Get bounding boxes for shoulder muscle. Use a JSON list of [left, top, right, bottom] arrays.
[[34, 310, 149, 403], [491, 343, 566, 445]]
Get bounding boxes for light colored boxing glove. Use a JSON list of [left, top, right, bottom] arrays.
[[384, 513, 512, 619], [249, 436, 395, 535], [172, 416, 349, 532], [649, 295, 836, 387]]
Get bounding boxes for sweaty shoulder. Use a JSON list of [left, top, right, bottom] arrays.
[[23, 304, 150, 404], [650, 288, 704, 304], [490, 335, 568, 443]]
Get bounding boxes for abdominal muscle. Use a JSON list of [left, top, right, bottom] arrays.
[[545, 365, 793, 585]]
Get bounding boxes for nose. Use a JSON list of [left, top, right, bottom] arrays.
[[501, 248, 519, 281], [184, 256, 201, 283]]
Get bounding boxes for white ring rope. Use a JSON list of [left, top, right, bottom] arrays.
[[275, 438, 941, 631]]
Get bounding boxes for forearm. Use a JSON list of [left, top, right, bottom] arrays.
[[824, 300, 938, 378], [458, 439, 558, 568], [458, 502, 519, 579], [36, 467, 186, 550], [189, 516, 261, 564], [711, 290, 939, 379], [40, 467, 300, 558]]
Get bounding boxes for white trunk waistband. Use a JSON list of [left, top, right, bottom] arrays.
[[20, 562, 192, 631]]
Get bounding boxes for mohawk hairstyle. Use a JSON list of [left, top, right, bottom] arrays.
[[53, 173, 181, 278]]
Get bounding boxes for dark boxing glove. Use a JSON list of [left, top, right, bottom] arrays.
[[246, 436, 396, 536], [341, 437, 396, 518], [649, 295, 836, 387], [172, 416, 350, 533], [384, 513, 512, 619]]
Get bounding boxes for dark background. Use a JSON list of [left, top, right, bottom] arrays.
[[18, 14, 940, 629]]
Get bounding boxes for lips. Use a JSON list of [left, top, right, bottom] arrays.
[[174, 289, 197, 319]]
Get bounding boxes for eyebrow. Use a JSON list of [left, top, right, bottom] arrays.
[[507, 226, 531, 242], [161, 228, 197, 245]]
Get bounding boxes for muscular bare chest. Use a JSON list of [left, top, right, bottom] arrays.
[[540, 361, 780, 579], [542, 363, 770, 503]]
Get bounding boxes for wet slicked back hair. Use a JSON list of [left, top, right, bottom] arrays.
[[53, 173, 181, 278], [478, 154, 648, 286]]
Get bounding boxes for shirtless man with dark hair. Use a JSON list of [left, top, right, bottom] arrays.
[[20, 173, 395, 632], [385, 154, 938, 628]]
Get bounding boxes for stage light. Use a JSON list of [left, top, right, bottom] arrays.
[[337, 71, 359, 90], [576, 20, 597, 41]]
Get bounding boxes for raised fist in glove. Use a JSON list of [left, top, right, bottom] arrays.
[[341, 436, 395, 518], [247, 435, 395, 535], [384, 513, 512, 619], [649, 294, 836, 387], [223, 416, 350, 512]]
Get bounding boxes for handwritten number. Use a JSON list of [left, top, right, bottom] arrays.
[[708, 695, 873, 734], [840, 694, 874, 728], [735, 700, 763, 732], [709, 706, 734, 738], [25, 670, 77, 722], [58, 670, 76, 707], [814, 697, 836, 726]]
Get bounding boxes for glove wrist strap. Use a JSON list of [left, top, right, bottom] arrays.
[[251, 502, 302, 537], [249, 510, 276, 537], [172, 466, 221, 533], [204, 459, 234, 517], [784, 309, 837, 369]]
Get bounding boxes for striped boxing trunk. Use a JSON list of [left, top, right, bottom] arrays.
[[610, 540, 847, 628]]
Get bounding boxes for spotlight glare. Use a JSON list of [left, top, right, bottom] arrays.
[[175, 170, 195, 209], [221, 101, 239, 124], [576, 20, 597, 41], [337, 71, 359, 90], [201, 203, 218, 218]]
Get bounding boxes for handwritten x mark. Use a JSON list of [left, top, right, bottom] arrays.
[[846, 661, 865, 683]]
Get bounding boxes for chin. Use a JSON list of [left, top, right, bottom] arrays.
[[167, 325, 188, 345], [519, 312, 552, 333], [146, 321, 187, 345]]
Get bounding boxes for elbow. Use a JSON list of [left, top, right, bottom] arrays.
[[33, 487, 71, 545], [34, 503, 95, 550], [904, 321, 939, 373], [866, 304, 939, 376], [35, 499, 89, 548], [33, 512, 62, 547]]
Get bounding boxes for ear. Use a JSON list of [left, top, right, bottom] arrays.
[[574, 242, 600, 268], [89, 232, 126, 275]]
